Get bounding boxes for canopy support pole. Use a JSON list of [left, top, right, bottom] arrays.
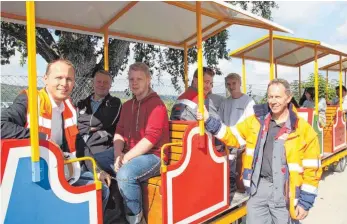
[[184, 43, 188, 90], [340, 55, 343, 110], [269, 30, 274, 81], [326, 70, 329, 101], [242, 57, 246, 94], [299, 66, 302, 97], [104, 30, 109, 71], [275, 61, 278, 78], [314, 46, 319, 114], [26, 1, 40, 182], [196, 2, 205, 137]]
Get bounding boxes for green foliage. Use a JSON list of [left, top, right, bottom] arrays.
[[257, 73, 339, 105], [299, 73, 337, 101]]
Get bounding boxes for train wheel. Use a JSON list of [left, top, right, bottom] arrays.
[[333, 156, 347, 173]]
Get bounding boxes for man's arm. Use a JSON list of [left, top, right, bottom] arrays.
[[113, 133, 125, 157], [1, 93, 47, 139], [298, 127, 322, 212], [105, 98, 122, 136], [124, 104, 168, 161], [218, 100, 225, 122], [123, 138, 153, 162], [113, 106, 126, 158], [204, 116, 247, 148]]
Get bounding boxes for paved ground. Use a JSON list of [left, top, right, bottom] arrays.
[[301, 167, 347, 224]]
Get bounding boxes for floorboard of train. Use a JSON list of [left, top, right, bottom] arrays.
[[205, 192, 249, 223]]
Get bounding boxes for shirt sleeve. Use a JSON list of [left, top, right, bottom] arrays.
[[342, 96, 347, 111], [1, 93, 47, 140], [237, 99, 255, 124], [115, 105, 125, 137], [145, 104, 168, 145]]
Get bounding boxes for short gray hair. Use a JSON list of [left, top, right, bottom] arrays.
[[225, 73, 241, 83], [267, 78, 292, 96], [94, 70, 112, 79]]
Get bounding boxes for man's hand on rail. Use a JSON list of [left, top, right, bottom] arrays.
[[196, 105, 210, 122], [98, 170, 111, 187]]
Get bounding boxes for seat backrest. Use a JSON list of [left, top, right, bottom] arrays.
[[168, 121, 193, 165], [325, 106, 338, 128]]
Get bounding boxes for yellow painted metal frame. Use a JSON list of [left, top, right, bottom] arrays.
[[325, 70, 329, 100], [26, 1, 40, 182], [299, 66, 302, 97], [160, 142, 183, 173], [210, 203, 247, 223], [339, 56, 343, 109], [184, 43, 189, 89], [101, 1, 138, 30], [242, 57, 246, 93], [64, 156, 102, 190], [229, 35, 269, 57], [196, 2, 205, 136], [314, 47, 319, 114], [10, 1, 294, 221], [321, 149, 347, 168], [104, 30, 109, 71], [229, 34, 346, 67], [269, 30, 274, 81], [229, 34, 346, 106], [319, 58, 347, 72]]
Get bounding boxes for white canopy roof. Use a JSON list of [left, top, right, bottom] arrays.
[[319, 58, 347, 72], [229, 35, 347, 67], [1, 1, 292, 49]]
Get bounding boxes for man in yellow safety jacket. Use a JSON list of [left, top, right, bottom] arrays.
[[198, 78, 322, 223]]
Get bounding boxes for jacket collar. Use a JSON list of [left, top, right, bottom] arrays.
[[253, 103, 298, 131], [87, 93, 111, 103]]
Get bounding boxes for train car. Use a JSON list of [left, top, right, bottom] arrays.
[[0, 1, 292, 223], [229, 34, 347, 173], [319, 58, 347, 171]]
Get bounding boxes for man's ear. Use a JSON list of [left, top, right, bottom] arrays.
[[43, 74, 48, 86], [287, 95, 293, 104]]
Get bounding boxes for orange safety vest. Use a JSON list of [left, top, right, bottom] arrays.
[[23, 89, 79, 153]]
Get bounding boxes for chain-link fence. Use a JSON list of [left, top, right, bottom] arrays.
[[0, 75, 263, 114], [0, 75, 195, 114], [0, 75, 95, 108]]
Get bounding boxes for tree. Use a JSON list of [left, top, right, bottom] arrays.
[[1, 1, 278, 95]]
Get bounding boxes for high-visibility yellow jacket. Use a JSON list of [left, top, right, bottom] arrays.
[[205, 103, 322, 219]]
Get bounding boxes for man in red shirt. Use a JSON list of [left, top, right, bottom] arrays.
[[113, 62, 170, 224], [170, 67, 220, 121]]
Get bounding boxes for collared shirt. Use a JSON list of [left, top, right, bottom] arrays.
[[91, 95, 104, 113], [260, 119, 284, 182], [82, 95, 104, 142], [47, 91, 65, 146]]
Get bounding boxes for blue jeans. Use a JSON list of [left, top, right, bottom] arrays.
[[93, 147, 117, 176], [72, 170, 110, 211], [116, 154, 161, 216]]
